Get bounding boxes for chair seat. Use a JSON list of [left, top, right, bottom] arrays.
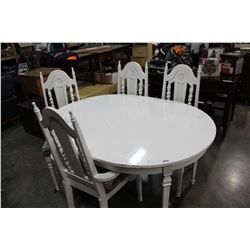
[[43, 142, 128, 194], [104, 174, 128, 193]]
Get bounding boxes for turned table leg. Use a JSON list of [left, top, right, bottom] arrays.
[[136, 176, 143, 202], [162, 171, 172, 208], [176, 168, 185, 198]]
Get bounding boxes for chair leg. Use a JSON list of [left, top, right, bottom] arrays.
[[98, 198, 108, 208], [191, 161, 198, 185], [47, 160, 60, 192], [222, 99, 231, 138], [176, 168, 184, 198], [63, 181, 75, 208], [136, 176, 143, 202], [231, 88, 238, 121]]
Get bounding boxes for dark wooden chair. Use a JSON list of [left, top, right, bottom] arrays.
[[199, 76, 239, 138]]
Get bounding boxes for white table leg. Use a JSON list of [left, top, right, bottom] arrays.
[[162, 174, 172, 208], [136, 176, 143, 202], [176, 167, 184, 198], [191, 161, 198, 185]]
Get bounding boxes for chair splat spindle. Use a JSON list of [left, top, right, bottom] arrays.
[[188, 85, 194, 105], [121, 79, 125, 94], [48, 89, 55, 108], [69, 85, 74, 103], [166, 82, 171, 100], [138, 79, 143, 96]]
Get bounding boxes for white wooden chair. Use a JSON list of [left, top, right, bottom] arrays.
[[117, 60, 149, 201], [42, 106, 141, 208], [40, 68, 80, 108], [32, 102, 65, 192], [161, 63, 202, 197], [117, 61, 148, 96], [38, 68, 80, 191]]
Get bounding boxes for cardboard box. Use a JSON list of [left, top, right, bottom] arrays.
[[131, 57, 146, 67], [234, 43, 250, 49], [201, 48, 225, 59], [200, 58, 221, 77], [112, 72, 118, 84], [132, 46, 147, 57], [95, 72, 117, 84], [17, 100, 44, 139], [220, 53, 244, 75], [240, 47, 250, 53]]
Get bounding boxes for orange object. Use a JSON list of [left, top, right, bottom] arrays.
[[174, 45, 185, 55], [67, 55, 77, 60]]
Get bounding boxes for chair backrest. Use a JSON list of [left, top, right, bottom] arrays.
[[42, 106, 98, 184], [161, 63, 202, 107], [40, 68, 80, 108], [32, 102, 67, 180], [117, 61, 148, 96]]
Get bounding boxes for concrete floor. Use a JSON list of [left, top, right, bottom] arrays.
[[1, 104, 250, 208]]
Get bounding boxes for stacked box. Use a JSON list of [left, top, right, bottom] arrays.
[[220, 52, 244, 75], [200, 58, 221, 77], [201, 48, 225, 59]]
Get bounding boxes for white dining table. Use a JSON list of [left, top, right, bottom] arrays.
[[59, 94, 216, 207]]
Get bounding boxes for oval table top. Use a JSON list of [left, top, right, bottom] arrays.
[[59, 94, 216, 173]]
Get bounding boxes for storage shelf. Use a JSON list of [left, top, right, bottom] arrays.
[[1, 55, 17, 62]]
